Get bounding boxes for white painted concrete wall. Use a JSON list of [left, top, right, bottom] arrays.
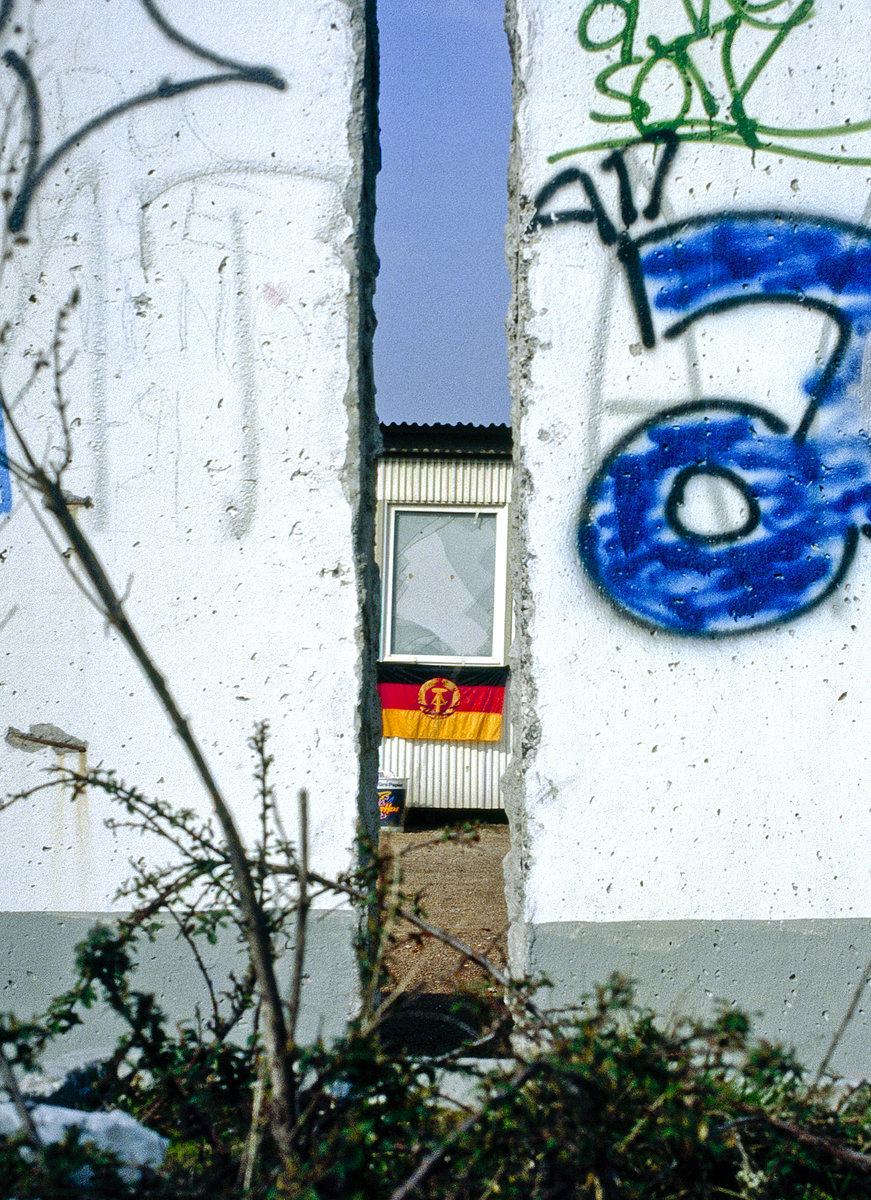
[[507, 1, 871, 1061], [0, 0, 377, 926]]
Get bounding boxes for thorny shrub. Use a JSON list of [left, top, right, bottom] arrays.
[[2, 729, 871, 1199]]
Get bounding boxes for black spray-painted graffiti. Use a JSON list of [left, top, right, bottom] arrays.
[[533, 133, 871, 636], [557, 0, 871, 166], [0, 0, 285, 514]]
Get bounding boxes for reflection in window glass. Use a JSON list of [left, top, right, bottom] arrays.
[[391, 511, 496, 657]]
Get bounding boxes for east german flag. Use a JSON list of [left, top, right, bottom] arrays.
[[378, 664, 508, 742]]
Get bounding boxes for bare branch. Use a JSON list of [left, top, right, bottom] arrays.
[[387, 1063, 538, 1200], [167, 908, 222, 1034], [760, 1112, 871, 1174], [18, 482, 104, 610], [269, 862, 549, 1030], [51, 287, 80, 474], [811, 949, 871, 1090], [286, 788, 309, 1050], [239, 1053, 268, 1195], [0, 1044, 47, 1173]]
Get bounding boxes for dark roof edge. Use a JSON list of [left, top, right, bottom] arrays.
[[379, 422, 512, 459]]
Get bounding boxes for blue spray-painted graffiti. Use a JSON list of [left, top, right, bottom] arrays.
[[0, 413, 10, 514], [532, 135, 871, 636], [0, 0, 285, 518]]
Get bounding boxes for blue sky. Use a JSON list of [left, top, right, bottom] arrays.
[[374, 0, 512, 427]]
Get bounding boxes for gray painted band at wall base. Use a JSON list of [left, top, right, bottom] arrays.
[[0, 910, 358, 1073], [528, 920, 871, 1079]]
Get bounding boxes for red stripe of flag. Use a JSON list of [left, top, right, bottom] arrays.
[[378, 682, 504, 714]]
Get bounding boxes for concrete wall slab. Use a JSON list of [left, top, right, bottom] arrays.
[[0, 0, 378, 1045], [507, 0, 871, 1066]]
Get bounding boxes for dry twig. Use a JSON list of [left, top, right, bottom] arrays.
[[0, 1045, 46, 1172], [286, 788, 310, 1053], [387, 1063, 538, 1200]]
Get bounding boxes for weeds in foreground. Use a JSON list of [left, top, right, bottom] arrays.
[[2, 732, 871, 1199]]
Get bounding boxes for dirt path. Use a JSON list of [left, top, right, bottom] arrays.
[[380, 824, 511, 995]]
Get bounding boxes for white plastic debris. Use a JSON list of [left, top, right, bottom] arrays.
[[0, 1102, 168, 1183]]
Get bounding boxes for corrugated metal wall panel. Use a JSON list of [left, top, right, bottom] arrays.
[[377, 458, 512, 506], [378, 684, 512, 811]]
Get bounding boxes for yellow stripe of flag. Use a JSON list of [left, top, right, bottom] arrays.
[[382, 709, 502, 742]]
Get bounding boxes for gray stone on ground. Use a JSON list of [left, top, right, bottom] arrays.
[[0, 1102, 168, 1182]]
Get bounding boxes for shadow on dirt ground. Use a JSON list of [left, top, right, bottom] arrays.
[[378, 814, 512, 1056]]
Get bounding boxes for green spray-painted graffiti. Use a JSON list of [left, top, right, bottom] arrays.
[[552, 0, 871, 165]]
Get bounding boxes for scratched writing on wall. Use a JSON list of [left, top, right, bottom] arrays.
[[555, 0, 871, 165], [533, 134, 871, 636], [0, 0, 285, 515]]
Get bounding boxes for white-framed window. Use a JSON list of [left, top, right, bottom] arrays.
[[381, 504, 509, 665]]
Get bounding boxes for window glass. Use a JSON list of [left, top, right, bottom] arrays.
[[390, 511, 497, 657]]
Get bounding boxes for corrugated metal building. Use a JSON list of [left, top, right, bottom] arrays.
[[376, 424, 512, 811]]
